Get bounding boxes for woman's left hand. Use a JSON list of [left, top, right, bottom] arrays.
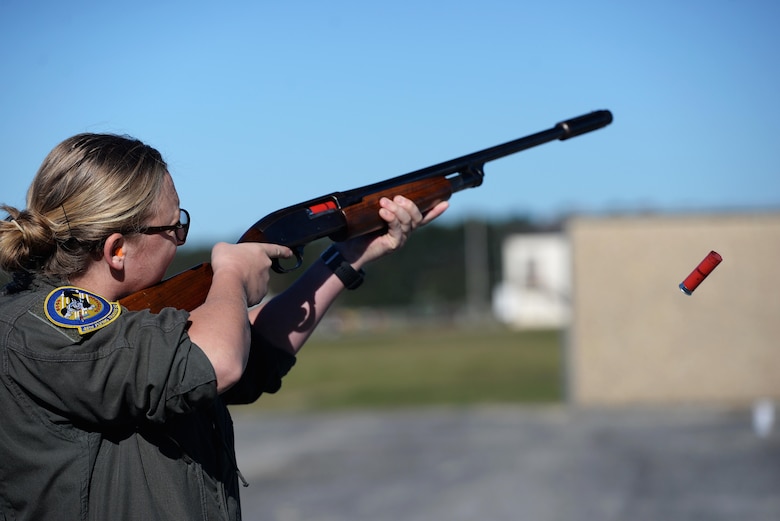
[[337, 195, 449, 268]]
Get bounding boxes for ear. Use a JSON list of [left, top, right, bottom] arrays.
[[103, 233, 126, 271]]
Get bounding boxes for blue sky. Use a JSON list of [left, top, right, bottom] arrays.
[[2, 1, 778, 247]]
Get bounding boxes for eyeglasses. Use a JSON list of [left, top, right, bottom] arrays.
[[140, 208, 190, 244]]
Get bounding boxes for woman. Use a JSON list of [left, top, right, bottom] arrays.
[[0, 133, 447, 520]]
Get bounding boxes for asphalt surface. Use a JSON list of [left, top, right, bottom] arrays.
[[232, 405, 780, 521]]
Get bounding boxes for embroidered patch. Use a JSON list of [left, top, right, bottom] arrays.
[[44, 286, 121, 334]]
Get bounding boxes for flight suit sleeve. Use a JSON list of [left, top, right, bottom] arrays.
[[219, 328, 297, 405], [4, 306, 218, 427]]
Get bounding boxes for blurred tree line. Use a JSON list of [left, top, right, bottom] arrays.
[[166, 216, 562, 310]]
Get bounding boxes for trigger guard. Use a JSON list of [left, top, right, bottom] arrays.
[[271, 249, 304, 274]]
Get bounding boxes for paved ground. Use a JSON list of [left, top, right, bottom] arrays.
[[232, 405, 780, 521]]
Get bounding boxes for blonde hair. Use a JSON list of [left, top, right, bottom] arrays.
[[0, 133, 170, 280]]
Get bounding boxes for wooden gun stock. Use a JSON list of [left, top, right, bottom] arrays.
[[120, 263, 213, 313], [120, 110, 613, 313]]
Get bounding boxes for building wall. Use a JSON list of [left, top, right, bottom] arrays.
[[566, 213, 780, 406]]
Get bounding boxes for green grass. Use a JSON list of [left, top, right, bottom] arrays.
[[244, 325, 563, 412]]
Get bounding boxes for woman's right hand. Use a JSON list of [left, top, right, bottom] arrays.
[[210, 242, 293, 307]]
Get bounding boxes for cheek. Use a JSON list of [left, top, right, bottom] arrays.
[[156, 242, 178, 275], [134, 238, 177, 281]]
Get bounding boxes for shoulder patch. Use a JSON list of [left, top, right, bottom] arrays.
[[44, 286, 121, 334]]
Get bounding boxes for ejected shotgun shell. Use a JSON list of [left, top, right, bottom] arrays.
[[679, 250, 722, 295]]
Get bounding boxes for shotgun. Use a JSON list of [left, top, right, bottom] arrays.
[[120, 110, 613, 313]]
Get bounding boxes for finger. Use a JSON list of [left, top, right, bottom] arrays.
[[420, 200, 449, 226], [391, 194, 421, 214], [380, 196, 416, 232], [262, 243, 294, 258], [377, 197, 403, 226], [392, 195, 423, 226]]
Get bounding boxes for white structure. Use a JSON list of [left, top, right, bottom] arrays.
[[492, 233, 570, 329]]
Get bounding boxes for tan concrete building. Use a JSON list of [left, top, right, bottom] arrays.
[[566, 212, 780, 406]]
